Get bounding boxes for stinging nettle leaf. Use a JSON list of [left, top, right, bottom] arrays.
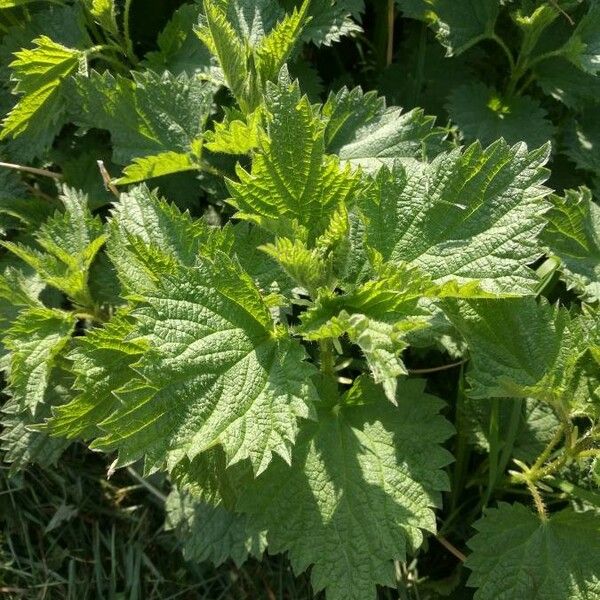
[[238, 377, 454, 600], [165, 487, 267, 567], [227, 71, 359, 239], [92, 256, 318, 475], [542, 187, 600, 302], [361, 140, 551, 294], [466, 503, 600, 600]]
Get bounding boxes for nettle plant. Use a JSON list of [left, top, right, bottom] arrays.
[[0, 1, 599, 599]]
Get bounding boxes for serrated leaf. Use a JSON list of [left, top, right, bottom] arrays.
[[542, 187, 600, 302], [2, 188, 106, 306], [447, 82, 555, 149], [71, 70, 214, 166], [534, 56, 600, 109], [115, 151, 200, 185], [286, 0, 363, 46], [92, 256, 318, 475], [4, 307, 76, 413], [466, 503, 600, 600], [442, 297, 600, 418], [165, 487, 266, 567], [1, 36, 84, 151], [238, 377, 453, 600], [361, 141, 551, 294], [227, 72, 358, 239], [143, 3, 215, 76], [564, 109, 600, 175], [84, 0, 119, 37], [564, 2, 600, 75], [399, 0, 499, 56], [48, 312, 145, 440], [107, 185, 210, 294], [204, 108, 262, 155], [323, 86, 448, 172]]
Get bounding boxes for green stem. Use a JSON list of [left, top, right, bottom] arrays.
[[497, 399, 522, 481], [319, 340, 335, 377], [450, 366, 470, 514], [490, 33, 515, 71], [483, 399, 500, 507], [123, 0, 137, 64]]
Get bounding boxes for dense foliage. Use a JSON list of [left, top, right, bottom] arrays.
[[0, 1, 599, 598]]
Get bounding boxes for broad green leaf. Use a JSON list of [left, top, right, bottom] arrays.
[[71, 70, 214, 166], [93, 256, 318, 475], [534, 56, 600, 109], [361, 140, 551, 294], [282, 0, 363, 46], [323, 86, 448, 172], [3, 188, 106, 306], [542, 187, 600, 302], [0, 373, 73, 470], [238, 377, 453, 600], [197, 0, 251, 107], [564, 2, 600, 75], [115, 151, 200, 185], [107, 185, 210, 294], [0, 266, 44, 326], [564, 110, 600, 175], [4, 307, 76, 413], [442, 297, 600, 418], [204, 108, 262, 155], [254, 1, 309, 82], [447, 82, 554, 150], [165, 487, 266, 567], [84, 0, 119, 37], [48, 312, 145, 440], [143, 3, 215, 76], [466, 503, 600, 600], [1, 36, 84, 150], [227, 73, 358, 240], [399, 0, 500, 55]]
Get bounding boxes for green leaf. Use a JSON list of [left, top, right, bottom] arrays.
[[4, 307, 76, 413], [399, 0, 499, 56], [534, 56, 600, 109], [107, 185, 210, 294], [238, 377, 453, 600], [466, 503, 600, 600], [361, 141, 551, 294], [47, 312, 146, 440], [442, 297, 600, 418], [1, 36, 84, 151], [3, 188, 106, 306], [84, 0, 119, 37], [564, 109, 600, 175], [115, 151, 200, 185], [204, 108, 262, 155], [165, 487, 266, 567], [447, 82, 555, 150], [564, 2, 600, 75], [143, 3, 215, 76], [542, 187, 600, 302], [92, 256, 318, 475], [1, 373, 73, 470], [289, 0, 363, 46], [71, 70, 214, 166], [323, 86, 448, 172], [227, 72, 358, 239]]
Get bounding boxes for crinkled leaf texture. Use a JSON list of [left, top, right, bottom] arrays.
[[238, 378, 454, 600], [166, 487, 266, 567], [361, 140, 551, 293], [467, 503, 600, 600], [443, 297, 600, 418], [542, 187, 600, 302], [92, 256, 318, 475], [447, 82, 554, 150]]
